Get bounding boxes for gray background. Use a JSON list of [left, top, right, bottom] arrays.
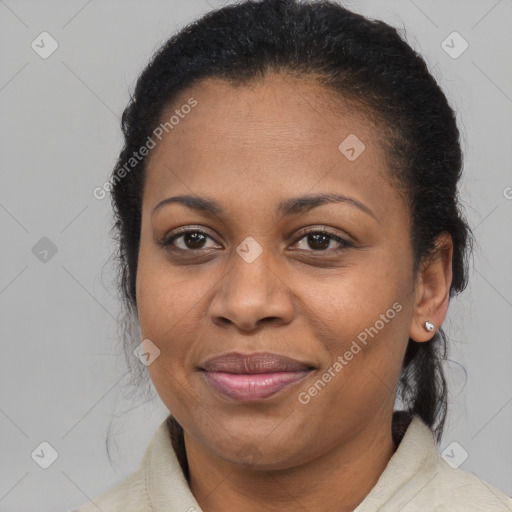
[[0, 0, 511, 510]]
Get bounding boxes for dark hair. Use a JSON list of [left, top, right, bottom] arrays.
[[107, 0, 472, 468]]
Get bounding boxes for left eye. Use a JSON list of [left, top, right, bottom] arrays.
[[292, 229, 352, 252]]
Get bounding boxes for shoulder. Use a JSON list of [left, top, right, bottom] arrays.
[[394, 416, 512, 511], [70, 414, 198, 512], [71, 466, 150, 512], [416, 451, 512, 511], [357, 414, 512, 512]]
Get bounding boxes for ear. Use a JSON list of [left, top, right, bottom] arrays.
[[409, 233, 453, 342]]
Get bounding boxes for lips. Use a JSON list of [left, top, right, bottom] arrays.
[[202, 352, 313, 373], [200, 352, 314, 401]]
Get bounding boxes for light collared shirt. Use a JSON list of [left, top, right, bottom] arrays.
[[73, 414, 512, 511]]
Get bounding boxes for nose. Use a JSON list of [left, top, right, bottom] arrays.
[[208, 247, 295, 332]]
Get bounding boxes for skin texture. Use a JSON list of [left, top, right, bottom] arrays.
[[136, 73, 453, 512]]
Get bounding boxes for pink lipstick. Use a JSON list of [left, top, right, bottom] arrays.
[[200, 352, 314, 401]]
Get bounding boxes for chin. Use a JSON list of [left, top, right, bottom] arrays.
[[201, 422, 312, 470]]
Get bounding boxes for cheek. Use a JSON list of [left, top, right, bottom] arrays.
[[137, 265, 202, 421], [136, 250, 208, 343], [298, 251, 409, 337], [293, 253, 412, 398], [135, 250, 220, 398]]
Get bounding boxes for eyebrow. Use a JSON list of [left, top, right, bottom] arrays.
[[151, 193, 377, 220]]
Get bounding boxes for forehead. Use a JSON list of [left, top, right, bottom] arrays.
[[143, 73, 401, 221]]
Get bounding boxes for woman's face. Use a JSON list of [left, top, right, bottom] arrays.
[[136, 73, 421, 468]]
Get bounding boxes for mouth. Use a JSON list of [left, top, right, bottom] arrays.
[[200, 352, 315, 402]]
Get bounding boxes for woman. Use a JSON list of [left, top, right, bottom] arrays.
[[75, 0, 512, 510]]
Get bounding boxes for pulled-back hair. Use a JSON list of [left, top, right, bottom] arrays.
[[107, 0, 472, 465]]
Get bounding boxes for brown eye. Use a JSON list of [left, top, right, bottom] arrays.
[[162, 229, 219, 251], [293, 228, 352, 252]]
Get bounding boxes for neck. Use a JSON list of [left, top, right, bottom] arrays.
[[183, 411, 398, 512]]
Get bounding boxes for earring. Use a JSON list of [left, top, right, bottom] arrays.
[[424, 321, 435, 332]]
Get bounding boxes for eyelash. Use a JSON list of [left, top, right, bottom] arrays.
[[159, 227, 353, 254]]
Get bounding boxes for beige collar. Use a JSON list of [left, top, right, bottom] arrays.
[[141, 413, 435, 511]]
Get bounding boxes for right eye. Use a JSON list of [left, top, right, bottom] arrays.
[[160, 229, 221, 252]]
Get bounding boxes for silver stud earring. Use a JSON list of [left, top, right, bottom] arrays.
[[424, 321, 435, 332]]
